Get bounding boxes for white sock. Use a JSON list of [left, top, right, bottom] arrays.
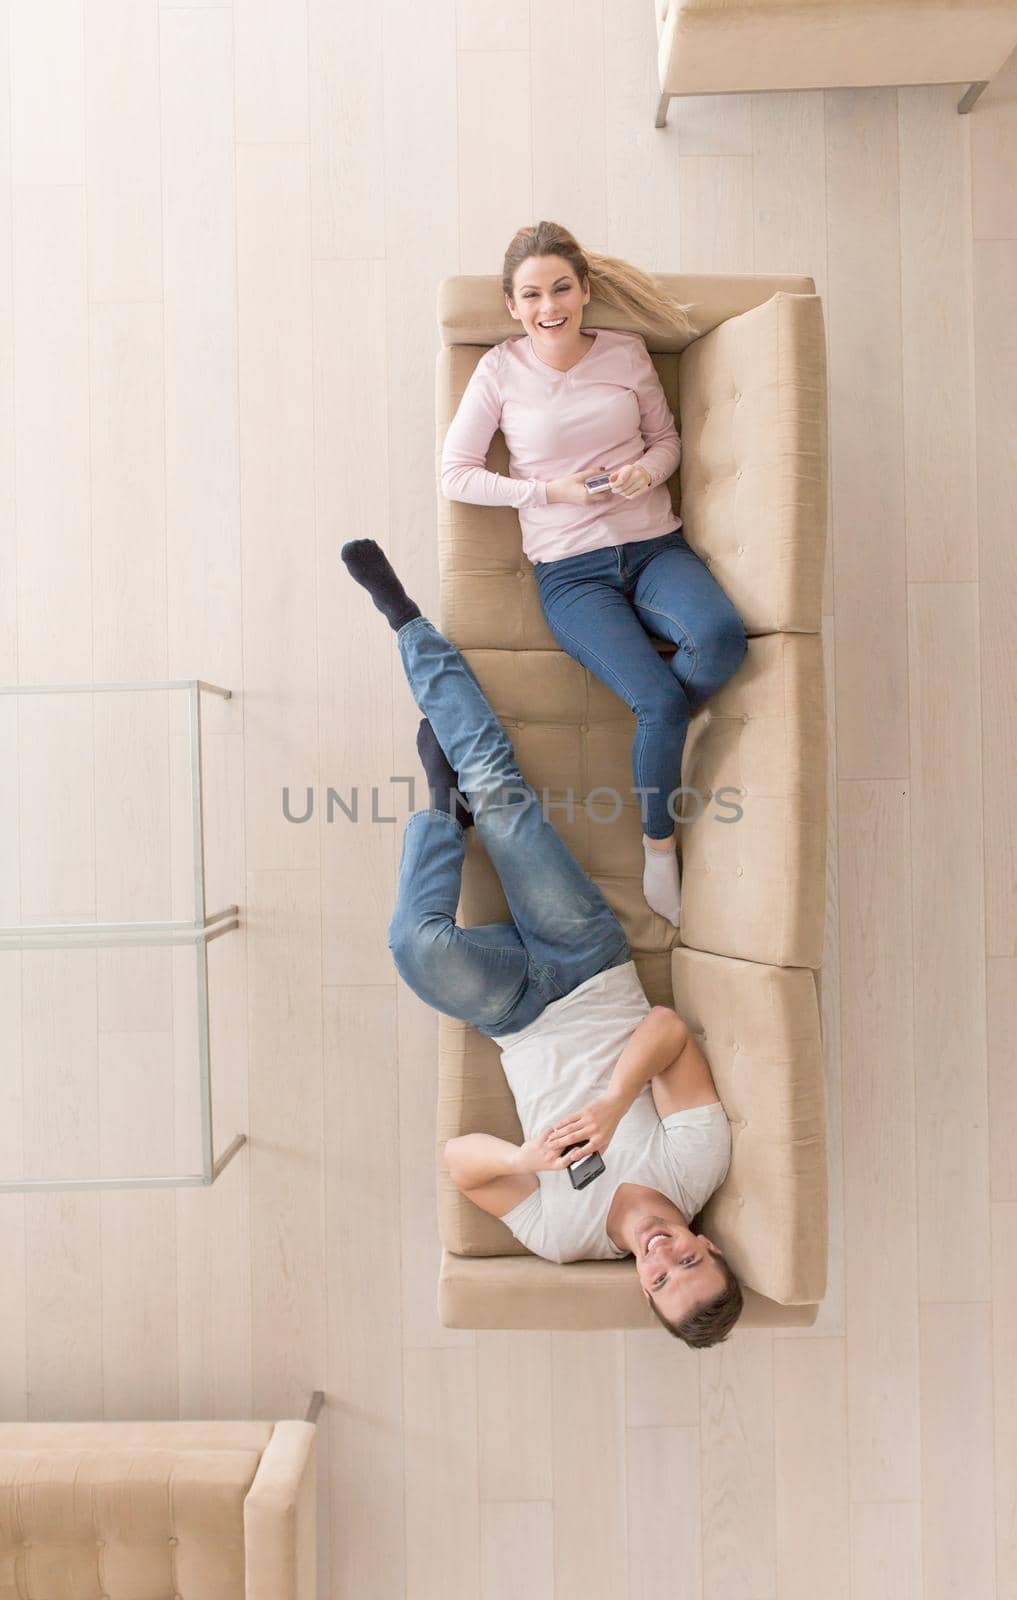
[[642, 838, 682, 926]]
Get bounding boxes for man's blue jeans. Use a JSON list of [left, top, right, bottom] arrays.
[[387, 616, 631, 1038], [534, 528, 748, 839]]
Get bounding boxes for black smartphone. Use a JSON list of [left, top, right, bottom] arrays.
[[561, 1140, 605, 1190]]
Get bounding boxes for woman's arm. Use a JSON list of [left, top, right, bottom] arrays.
[[440, 350, 549, 510], [629, 337, 683, 491]]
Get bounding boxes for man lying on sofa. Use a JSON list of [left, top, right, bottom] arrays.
[[341, 538, 743, 1348]]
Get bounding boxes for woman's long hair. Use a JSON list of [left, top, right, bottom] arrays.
[[502, 220, 699, 338]]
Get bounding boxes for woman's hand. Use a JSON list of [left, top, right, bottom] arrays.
[[608, 463, 653, 499], [517, 1126, 596, 1175], [547, 465, 653, 506], [547, 470, 611, 507], [547, 1092, 627, 1160]]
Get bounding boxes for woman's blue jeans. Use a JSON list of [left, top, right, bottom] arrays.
[[387, 616, 631, 1039], [534, 528, 748, 839]]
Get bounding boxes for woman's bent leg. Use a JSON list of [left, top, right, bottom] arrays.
[[535, 559, 692, 840], [627, 532, 748, 708]]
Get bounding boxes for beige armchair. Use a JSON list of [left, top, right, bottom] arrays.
[[653, 0, 1017, 124], [0, 1416, 318, 1598], [433, 273, 830, 1331]]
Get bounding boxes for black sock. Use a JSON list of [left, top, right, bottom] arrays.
[[416, 718, 474, 830], [340, 539, 422, 632]]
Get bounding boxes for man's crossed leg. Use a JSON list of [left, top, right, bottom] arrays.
[[341, 539, 630, 1037]]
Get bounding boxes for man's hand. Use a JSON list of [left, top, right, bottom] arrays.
[[546, 1092, 627, 1160], [517, 1126, 595, 1175]]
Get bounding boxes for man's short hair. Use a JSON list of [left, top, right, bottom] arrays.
[[646, 1247, 744, 1348]]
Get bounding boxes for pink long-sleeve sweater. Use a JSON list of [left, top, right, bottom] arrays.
[[439, 326, 683, 566]]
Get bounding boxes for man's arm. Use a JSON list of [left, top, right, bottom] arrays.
[[443, 1132, 525, 1190], [651, 1026, 721, 1119], [443, 1009, 688, 1190], [443, 1134, 539, 1222], [606, 1006, 689, 1110]]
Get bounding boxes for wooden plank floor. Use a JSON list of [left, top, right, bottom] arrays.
[[0, 3, 1015, 1596]]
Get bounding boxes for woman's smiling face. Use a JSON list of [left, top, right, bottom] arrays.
[[506, 255, 591, 349]]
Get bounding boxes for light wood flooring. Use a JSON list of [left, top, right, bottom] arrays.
[[0, 3, 1015, 1596]]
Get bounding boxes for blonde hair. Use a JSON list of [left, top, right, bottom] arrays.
[[502, 220, 699, 338]]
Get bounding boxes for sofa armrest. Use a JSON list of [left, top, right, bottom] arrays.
[[244, 1421, 318, 1600], [677, 289, 827, 635], [671, 946, 828, 1304]]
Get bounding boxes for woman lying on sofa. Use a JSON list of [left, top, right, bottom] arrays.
[[341, 537, 743, 1349], [440, 219, 749, 928]]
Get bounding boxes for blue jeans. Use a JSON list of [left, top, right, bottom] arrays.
[[386, 617, 631, 1038], [533, 528, 748, 839]]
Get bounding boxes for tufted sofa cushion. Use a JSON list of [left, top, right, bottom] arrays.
[[0, 1420, 316, 1600]]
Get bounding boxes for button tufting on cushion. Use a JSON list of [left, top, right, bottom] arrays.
[[736, 866, 744, 876]]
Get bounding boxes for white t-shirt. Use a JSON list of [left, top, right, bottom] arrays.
[[492, 961, 732, 1265]]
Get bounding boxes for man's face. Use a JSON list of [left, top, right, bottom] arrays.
[[634, 1212, 728, 1324]]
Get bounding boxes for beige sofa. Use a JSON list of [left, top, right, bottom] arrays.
[[0, 1419, 317, 1598], [433, 274, 830, 1331], [654, 0, 1017, 124]]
